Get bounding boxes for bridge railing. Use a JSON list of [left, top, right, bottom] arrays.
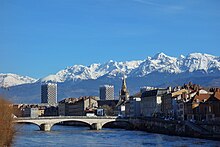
[[15, 116, 119, 120]]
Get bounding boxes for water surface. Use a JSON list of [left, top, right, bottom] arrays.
[[14, 124, 220, 147]]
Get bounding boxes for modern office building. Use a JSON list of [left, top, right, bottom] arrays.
[[41, 83, 57, 105], [99, 85, 114, 100]]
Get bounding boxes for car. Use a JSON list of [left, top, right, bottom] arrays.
[[117, 114, 124, 118]]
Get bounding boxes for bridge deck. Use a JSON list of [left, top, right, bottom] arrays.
[[15, 116, 120, 120]]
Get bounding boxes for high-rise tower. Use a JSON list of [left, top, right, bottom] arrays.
[[41, 83, 57, 105], [99, 85, 114, 100]]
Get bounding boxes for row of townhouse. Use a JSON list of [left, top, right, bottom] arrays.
[[58, 96, 121, 116], [162, 84, 220, 121], [14, 96, 118, 117], [13, 103, 58, 117], [124, 87, 169, 118], [124, 82, 220, 122], [180, 89, 220, 121], [58, 96, 98, 116]]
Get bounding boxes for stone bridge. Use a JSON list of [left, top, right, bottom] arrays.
[[14, 116, 130, 131]]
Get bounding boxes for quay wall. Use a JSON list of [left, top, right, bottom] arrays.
[[129, 118, 220, 140]]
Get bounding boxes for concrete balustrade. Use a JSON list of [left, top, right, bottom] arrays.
[[14, 116, 129, 131]]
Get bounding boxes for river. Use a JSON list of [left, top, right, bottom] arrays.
[[14, 124, 219, 147]]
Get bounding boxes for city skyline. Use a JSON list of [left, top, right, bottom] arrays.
[[1, 0, 220, 145], [1, 0, 220, 78]]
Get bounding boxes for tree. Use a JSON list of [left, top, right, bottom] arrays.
[[0, 97, 15, 146], [101, 105, 114, 116]]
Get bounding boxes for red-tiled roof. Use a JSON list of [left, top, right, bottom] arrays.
[[214, 91, 220, 100], [193, 94, 210, 103]]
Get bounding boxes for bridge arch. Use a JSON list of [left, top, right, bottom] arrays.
[[51, 120, 92, 129], [15, 121, 46, 131], [15, 121, 41, 128], [102, 119, 134, 129]]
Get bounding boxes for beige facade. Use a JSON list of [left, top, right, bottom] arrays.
[[38, 109, 45, 116], [58, 97, 98, 116], [141, 89, 167, 117], [141, 95, 162, 117]]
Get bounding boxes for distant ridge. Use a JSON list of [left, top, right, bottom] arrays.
[[0, 73, 37, 88], [2, 52, 220, 87], [1, 52, 220, 103]]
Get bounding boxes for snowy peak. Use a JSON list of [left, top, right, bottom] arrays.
[[40, 60, 143, 82], [0, 73, 37, 87], [35, 52, 220, 83], [99, 60, 142, 77], [40, 64, 101, 83], [2, 52, 220, 86], [131, 52, 220, 77], [153, 52, 169, 59], [131, 52, 180, 76], [183, 53, 220, 72]]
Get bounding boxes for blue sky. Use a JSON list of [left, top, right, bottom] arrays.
[[1, 0, 220, 78]]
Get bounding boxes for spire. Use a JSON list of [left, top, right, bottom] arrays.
[[122, 75, 127, 90], [120, 75, 129, 100], [116, 75, 129, 108]]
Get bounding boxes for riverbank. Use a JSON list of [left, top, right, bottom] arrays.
[[59, 117, 220, 141], [129, 117, 220, 141]]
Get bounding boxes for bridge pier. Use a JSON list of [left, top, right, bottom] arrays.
[[40, 123, 53, 131], [90, 123, 102, 130]]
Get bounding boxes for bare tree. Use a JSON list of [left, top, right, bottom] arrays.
[[0, 97, 15, 146], [101, 105, 114, 116]]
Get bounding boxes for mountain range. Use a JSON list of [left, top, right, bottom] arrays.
[[1, 52, 220, 103]]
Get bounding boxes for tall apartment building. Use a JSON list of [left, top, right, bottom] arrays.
[[99, 85, 114, 100], [41, 83, 57, 105]]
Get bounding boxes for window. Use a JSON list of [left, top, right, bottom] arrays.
[[209, 106, 212, 112]]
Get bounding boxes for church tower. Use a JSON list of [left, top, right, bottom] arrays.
[[119, 75, 129, 102], [116, 75, 129, 108]]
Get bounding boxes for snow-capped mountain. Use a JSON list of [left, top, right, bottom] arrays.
[[1, 52, 220, 103], [181, 53, 220, 72], [131, 53, 181, 77], [0, 53, 220, 87], [40, 52, 220, 82], [1, 53, 220, 86], [0, 73, 37, 88], [131, 53, 220, 77], [40, 60, 143, 82]]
